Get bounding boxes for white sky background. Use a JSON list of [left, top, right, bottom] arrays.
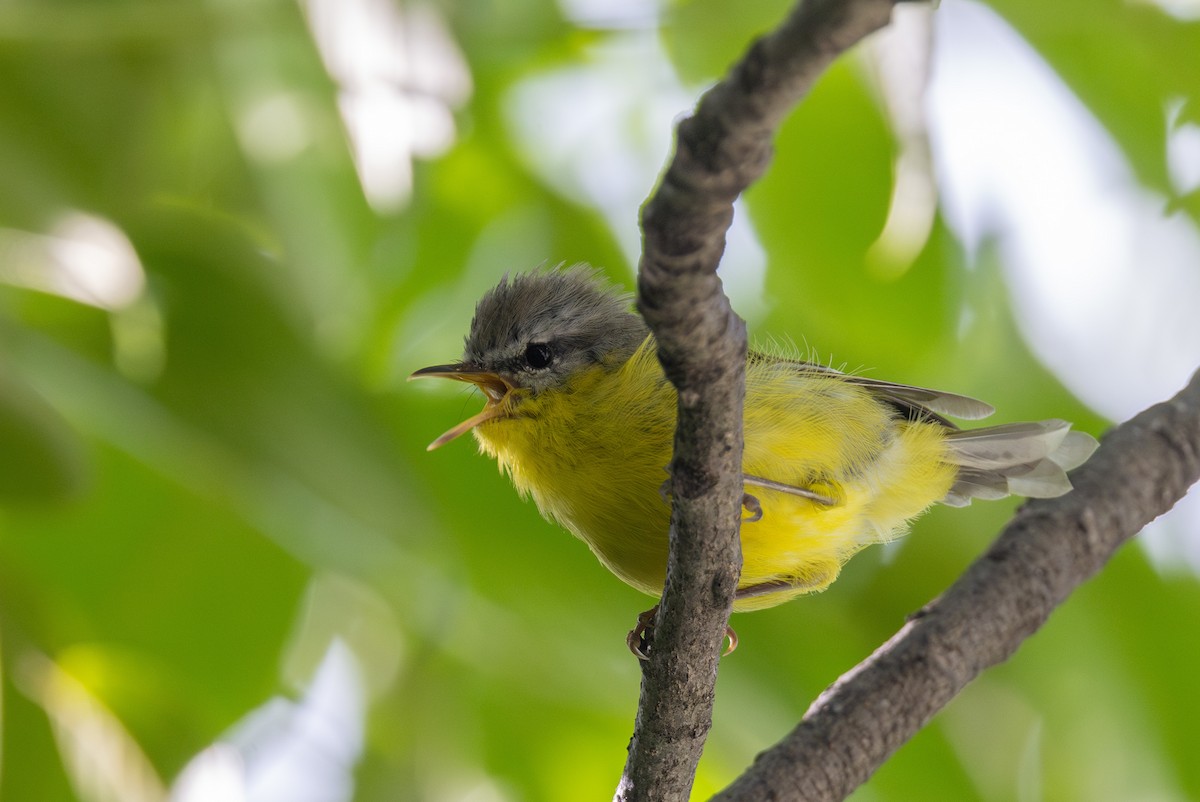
[[925, 0, 1200, 572], [928, 0, 1200, 422]]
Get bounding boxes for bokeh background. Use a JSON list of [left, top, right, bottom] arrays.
[[1, 0, 1199, 800]]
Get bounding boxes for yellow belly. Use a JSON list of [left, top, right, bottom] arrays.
[[473, 343, 956, 611]]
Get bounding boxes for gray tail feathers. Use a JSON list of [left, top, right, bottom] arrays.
[[941, 420, 1099, 507]]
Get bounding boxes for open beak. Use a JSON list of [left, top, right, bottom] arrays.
[[409, 363, 515, 451]]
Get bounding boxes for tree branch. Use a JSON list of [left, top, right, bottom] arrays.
[[714, 368, 1200, 801], [618, 1, 900, 800]]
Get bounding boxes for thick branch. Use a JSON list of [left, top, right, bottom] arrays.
[[618, 1, 900, 800], [715, 368, 1200, 801]]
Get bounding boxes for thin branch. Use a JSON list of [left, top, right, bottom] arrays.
[[714, 368, 1200, 801], [618, 1, 900, 800]]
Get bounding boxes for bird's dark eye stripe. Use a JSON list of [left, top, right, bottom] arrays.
[[524, 342, 553, 370]]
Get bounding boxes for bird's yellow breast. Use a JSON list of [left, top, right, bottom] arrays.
[[474, 341, 956, 610]]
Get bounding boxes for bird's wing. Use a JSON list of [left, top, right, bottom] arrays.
[[759, 354, 996, 424], [840, 375, 995, 422]]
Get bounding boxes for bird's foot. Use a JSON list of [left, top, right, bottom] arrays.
[[626, 605, 738, 660], [742, 493, 763, 522], [626, 606, 657, 660]]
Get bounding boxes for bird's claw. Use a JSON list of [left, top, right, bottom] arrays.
[[626, 605, 738, 660], [742, 493, 763, 522], [627, 606, 658, 660]]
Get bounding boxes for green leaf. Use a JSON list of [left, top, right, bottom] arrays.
[[744, 59, 960, 369], [661, 0, 793, 85], [0, 372, 86, 502]]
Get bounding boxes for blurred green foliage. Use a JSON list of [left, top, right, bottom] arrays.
[[0, 0, 1197, 800]]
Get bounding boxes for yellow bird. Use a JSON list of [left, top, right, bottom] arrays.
[[413, 266, 1097, 651]]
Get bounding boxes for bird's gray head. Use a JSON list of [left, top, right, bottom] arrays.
[[463, 265, 649, 394]]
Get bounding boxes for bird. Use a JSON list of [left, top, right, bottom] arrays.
[[411, 265, 1098, 656]]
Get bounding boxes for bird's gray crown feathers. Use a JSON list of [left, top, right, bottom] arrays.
[[463, 265, 649, 393]]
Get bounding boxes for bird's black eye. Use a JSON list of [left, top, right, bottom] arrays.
[[524, 342, 553, 370]]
